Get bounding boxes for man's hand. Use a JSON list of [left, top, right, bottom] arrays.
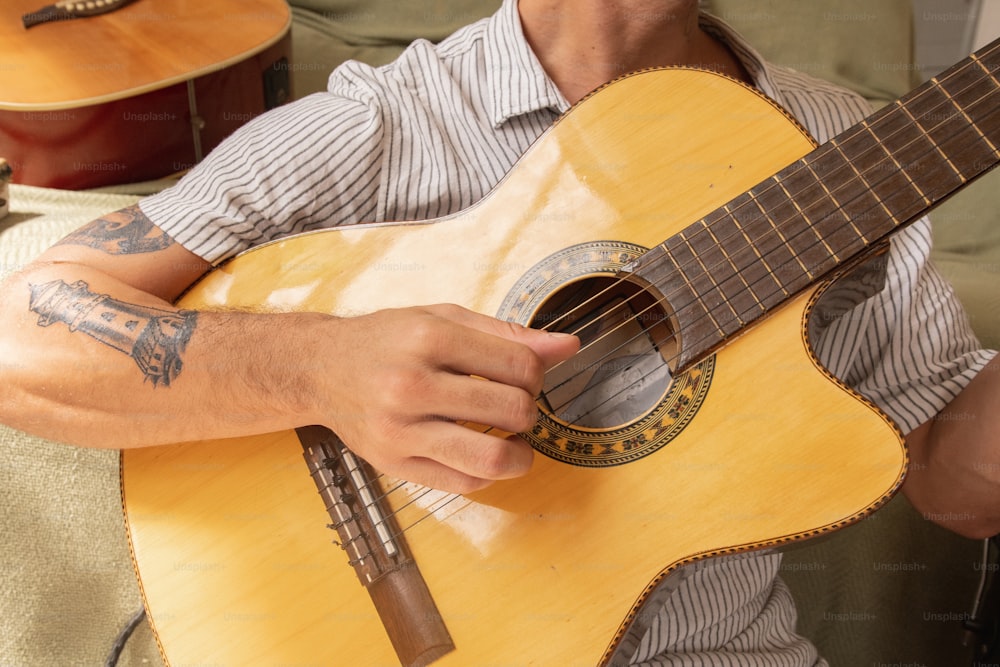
[[904, 355, 1000, 539], [316, 304, 580, 494]]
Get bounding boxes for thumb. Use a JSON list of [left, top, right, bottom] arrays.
[[426, 303, 579, 370], [514, 325, 580, 369], [470, 312, 580, 369]]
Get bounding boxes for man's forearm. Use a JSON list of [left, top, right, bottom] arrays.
[[0, 262, 328, 448], [1, 246, 579, 492], [27, 277, 198, 387]]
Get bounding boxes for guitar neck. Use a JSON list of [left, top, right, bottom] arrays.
[[632, 36, 1000, 371]]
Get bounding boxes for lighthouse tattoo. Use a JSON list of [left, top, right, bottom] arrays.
[[29, 279, 197, 387]]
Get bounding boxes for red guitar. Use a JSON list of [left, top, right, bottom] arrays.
[[0, 0, 291, 189]]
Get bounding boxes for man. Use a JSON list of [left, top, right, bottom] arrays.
[[1, 0, 997, 663]]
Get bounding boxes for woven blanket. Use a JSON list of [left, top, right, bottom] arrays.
[[1, 183, 169, 667]]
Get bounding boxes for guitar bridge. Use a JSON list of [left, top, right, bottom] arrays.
[[298, 425, 453, 666]]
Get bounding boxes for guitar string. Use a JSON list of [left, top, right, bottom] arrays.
[[540, 85, 1000, 423], [356, 57, 1000, 542], [539, 112, 1000, 423], [355, 52, 1000, 539], [379, 62, 1000, 534], [512, 57, 1000, 422], [527, 38, 1000, 354], [360, 132, 1000, 554], [402, 47, 1000, 426], [350, 47, 1000, 540], [538, 48, 1000, 361], [318, 439, 470, 549]]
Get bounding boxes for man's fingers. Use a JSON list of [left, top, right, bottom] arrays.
[[421, 304, 580, 393], [432, 372, 539, 434], [414, 420, 534, 480], [322, 305, 578, 494], [384, 423, 535, 494]]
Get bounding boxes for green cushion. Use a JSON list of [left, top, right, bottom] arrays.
[[929, 176, 1000, 351], [290, 1, 500, 97], [705, 0, 919, 107]]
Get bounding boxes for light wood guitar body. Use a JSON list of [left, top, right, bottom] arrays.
[[0, 0, 291, 188], [122, 68, 917, 665]]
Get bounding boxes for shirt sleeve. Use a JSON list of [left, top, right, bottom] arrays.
[[138, 91, 386, 265], [813, 218, 996, 434]]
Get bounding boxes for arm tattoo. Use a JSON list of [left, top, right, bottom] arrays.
[[28, 279, 197, 387], [56, 204, 176, 254]]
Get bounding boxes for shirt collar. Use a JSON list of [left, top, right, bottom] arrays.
[[484, 0, 569, 128], [484, 1, 786, 128]]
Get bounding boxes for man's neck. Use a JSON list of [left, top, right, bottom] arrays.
[[518, 0, 750, 104]]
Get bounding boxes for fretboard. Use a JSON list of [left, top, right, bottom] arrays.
[[632, 37, 1000, 371]]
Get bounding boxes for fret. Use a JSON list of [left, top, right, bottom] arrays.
[[641, 38, 1000, 367], [786, 158, 847, 264], [972, 52, 1000, 106], [742, 188, 821, 291], [966, 63, 1000, 159], [627, 243, 698, 321], [893, 96, 966, 188], [722, 193, 801, 301], [696, 221, 768, 321], [747, 170, 823, 263], [865, 105, 936, 204], [639, 242, 728, 362], [795, 145, 879, 255], [828, 121, 918, 230], [702, 208, 787, 310], [678, 230, 743, 333], [662, 234, 728, 336], [904, 75, 997, 187], [975, 38, 1000, 72], [683, 223, 764, 328], [822, 138, 898, 243], [936, 54, 999, 130], [916, 51, 999, 172], [860, 117, 935, 219], [803, 144, 895, 250], [762, 168, 841, 274]]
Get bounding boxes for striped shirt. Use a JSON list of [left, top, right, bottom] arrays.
[[140, 1, 995, 664]]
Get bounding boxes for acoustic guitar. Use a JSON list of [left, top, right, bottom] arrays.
[[0, 0, 291, 189], [121, 37, 1000, 666]]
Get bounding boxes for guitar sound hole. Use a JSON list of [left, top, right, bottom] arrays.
[[530, 276, 676, 430]]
